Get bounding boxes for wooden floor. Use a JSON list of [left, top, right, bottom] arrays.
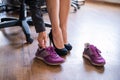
[[0, 1, 120, 80]]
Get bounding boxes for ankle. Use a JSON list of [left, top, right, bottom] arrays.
[[52, 30, 65, 49], [53, 38, 65, 49], [64, 42, 69, 45]]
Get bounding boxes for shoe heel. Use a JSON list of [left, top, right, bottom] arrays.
[[49, 29, 52, 46], [49, 38, 52, 46], [48, 29, 68, 56]]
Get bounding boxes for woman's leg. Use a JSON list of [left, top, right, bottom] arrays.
[[59, 0, 71, 44], [46, 0, 64, 49]]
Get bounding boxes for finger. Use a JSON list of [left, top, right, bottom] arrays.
[[43, 38, 47, 47], [38, 39, 44, 48], [44, 36, 48, 48]]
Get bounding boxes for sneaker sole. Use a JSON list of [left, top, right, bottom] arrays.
[[36, 56, 64, 65], [83, 54, 105, 66]]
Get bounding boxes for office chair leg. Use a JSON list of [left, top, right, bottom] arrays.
[[71, 3, 78, 12], [1, 18, 34, 44], [1, 17, 18, 21], [19, 2, 33, 44], [20, 20, 33, 44]]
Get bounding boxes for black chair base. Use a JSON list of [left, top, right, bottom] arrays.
[[0, 17, 51, 44], [0, 1, 51, 44], [71, 0, 85, 12], [0, 17, 34, 43]]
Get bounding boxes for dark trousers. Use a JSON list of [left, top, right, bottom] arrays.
[[26, 0, 46, 33]]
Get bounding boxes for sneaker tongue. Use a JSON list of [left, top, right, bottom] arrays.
[[46, 46, 54, 53], [89, 45, 100, 57], [46, 46, 58, 57]]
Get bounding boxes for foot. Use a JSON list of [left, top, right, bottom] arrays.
[[35, 46, 65, 65], [49, 29, 68, 56]]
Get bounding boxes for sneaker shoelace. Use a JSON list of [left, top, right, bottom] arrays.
[[45, 47, 59, 58], [90, 45, 101, 57]]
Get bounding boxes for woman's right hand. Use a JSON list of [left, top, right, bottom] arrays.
[[37, 31, 48, 48]]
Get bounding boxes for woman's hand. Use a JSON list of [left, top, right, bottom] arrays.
[[37, 31, 48, 48]]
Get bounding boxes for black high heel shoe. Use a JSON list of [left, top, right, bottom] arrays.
[[49, 29, 68, 56], [64, 43, 72, 51]]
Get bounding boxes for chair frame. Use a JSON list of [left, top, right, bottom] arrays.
[[0, 0, 51, 44]]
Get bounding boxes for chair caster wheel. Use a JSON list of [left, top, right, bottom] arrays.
[[27, 38, 33, 44], [74, 8, 77, 12], [78, 6, 80, 9]]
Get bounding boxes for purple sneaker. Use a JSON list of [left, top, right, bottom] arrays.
[[83, 43, 106, 66], [35, 46, 65, 65]]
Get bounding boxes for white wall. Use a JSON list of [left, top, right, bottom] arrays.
[[97, 0, 120, 3]]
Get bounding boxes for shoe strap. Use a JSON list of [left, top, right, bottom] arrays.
[[89, 45, 101, 57]]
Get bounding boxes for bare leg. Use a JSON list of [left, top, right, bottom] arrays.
[[60, 0, 70, 44], [46, 0, 64, 49]]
